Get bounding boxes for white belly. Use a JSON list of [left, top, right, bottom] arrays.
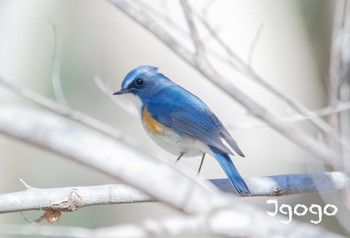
[[142, 121, 211, 157]]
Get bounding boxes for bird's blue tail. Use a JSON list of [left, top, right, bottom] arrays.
[[210, 146, 250, 195]]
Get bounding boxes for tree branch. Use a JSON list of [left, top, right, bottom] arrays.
[[180, 0, 205, 61], [0, 172, 348, 214], [0, 184, 153, 214], [109, 0, 343, 167], [193, 9, 350, 152], [0, 101, 224, 214], [49, 20, 67, 105], [0, 2, 347, 237], [0, 76, 161, 162], [0, 101, 344, 237], [215, 171, 350, 196]]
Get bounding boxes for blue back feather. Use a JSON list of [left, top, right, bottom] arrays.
[[147, 85, 234, 155]]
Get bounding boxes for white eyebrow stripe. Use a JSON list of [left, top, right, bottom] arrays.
[[123, 77, 134, 88]]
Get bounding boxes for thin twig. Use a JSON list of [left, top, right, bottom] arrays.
[[248, 23, 264, 67], [49, 20, 67, 105], [229, 101, 350, 130], [180, 0, 205, 61], [19, 179, 32, 189], [132, 0, 237, 69], [284, 100, 350, 122]]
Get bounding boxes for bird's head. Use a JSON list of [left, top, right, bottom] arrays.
[[113, 65, 172, 101]]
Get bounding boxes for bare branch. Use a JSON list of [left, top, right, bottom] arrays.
[[0, 172, 348, 214], [284, 101, 350, 122], [49, 20, 67, 105], [228, 101, 350, 131], [0, 76, 159, 160], [0, 101, 227, 214], [180, 0, 205, 61], [0, 97, 345, 237], [109, 0, 343, 166], [0, 184, 153, 214], [193, 11, 350, 152], [217, 171, 350, 197], [248, 23, 264, 66]]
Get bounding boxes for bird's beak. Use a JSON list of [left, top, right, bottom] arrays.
[[113, 89, 129, 95]]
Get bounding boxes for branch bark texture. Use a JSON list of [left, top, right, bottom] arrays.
[[0, 102, 344, 237], [0, 172, 348, 214]]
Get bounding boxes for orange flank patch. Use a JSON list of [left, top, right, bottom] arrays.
[[143, 106, 164, 134]]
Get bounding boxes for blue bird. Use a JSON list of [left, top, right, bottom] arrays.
[[113, 65, 250, 195]]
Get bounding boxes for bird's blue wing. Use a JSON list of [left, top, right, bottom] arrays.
[[146, 85, 233, 155]]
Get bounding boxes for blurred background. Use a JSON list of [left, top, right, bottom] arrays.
[[0, 0, 346, 237]]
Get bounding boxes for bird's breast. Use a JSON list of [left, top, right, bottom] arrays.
[[141, 106, 210, 157], [142, 106, 164, 134]]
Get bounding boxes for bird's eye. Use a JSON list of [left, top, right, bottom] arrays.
[[135, 78, 144, 87]]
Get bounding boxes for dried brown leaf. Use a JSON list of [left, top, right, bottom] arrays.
[[33, 210, 62, 224]]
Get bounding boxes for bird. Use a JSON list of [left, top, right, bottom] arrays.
[[113, 65, 250, 195]]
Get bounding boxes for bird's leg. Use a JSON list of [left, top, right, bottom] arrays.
[[175, 152, 184, 164], [197, 153, 206, 175]]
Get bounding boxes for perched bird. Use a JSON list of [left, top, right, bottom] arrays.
[[113, 65, 250, 194]]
